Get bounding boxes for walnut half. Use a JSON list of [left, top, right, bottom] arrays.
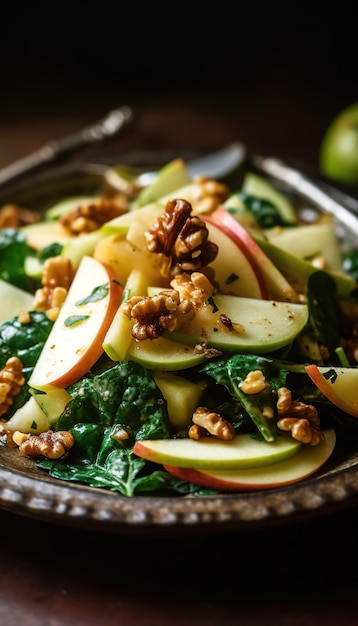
[[144, 198, 218, 278], [17, 430, 75, 459]]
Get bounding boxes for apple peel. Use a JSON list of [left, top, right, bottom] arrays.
[[164, 428, 336, 491], [133, 433, 302, 470], [305, 364, 358, 418]]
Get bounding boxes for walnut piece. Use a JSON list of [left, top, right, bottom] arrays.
[[276, 387, 324, 446], [240, 370, 270, 395], [0, 357, 25, 416], [185, 176, 230, 215], [59, 198, 128, 235], [144, 199, 218, 278], [18, 430, 75, 459], [122, 290, 195, 340], [0, 204, 40, 228], [189, 406, 235, 440], [170, 272, 215, 308], [32, 256, 74, 319]]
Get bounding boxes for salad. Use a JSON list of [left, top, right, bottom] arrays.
[[0, 156, 358, 498]]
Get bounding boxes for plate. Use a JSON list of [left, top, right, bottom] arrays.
[[1, 153, 358, 536]]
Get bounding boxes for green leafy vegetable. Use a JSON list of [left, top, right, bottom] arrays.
[[0, 310, 53, 414]]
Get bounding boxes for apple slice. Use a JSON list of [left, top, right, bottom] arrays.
[[204, 209, 299, 302], [133, 433, 302, 470], [164, 428, 336, 491], [305, 364, 358, 418], [0, 279, 34, 323], [126, 335, 207, 371], [103, 268, 150, 361], [165, 293, 309, 354], [21, 220, 73, 249], [153, 372, 206, 429], [203, 220, 266, 298], [5, 396, 51, 434], [28, 256, 123, 391]]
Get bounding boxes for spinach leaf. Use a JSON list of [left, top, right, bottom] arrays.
[[200, 354, 288, 441], [37, 361, 174, 495], [227, 191, 295, 228], [305, 271, 341, 362], [0, 311, 54, 416], [0, 228, 30, 289], [58, 360, 171, 440]]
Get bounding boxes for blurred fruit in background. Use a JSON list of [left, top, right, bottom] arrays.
[[319, 103, 358, 185]]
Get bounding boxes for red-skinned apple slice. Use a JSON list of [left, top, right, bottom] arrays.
[[164, 428, 336, 491], [28, 255, 122, 391], [202, 220, 266, 298], [305, 364, 358, 418], [203, 209, 298, 302]]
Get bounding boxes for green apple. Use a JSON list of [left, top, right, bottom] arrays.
[[164, 292, 309, 354], [134, 158, 191, 208], [133, 432, 302, 470], [319, 103, 358, 185], [125, 335, 207, 371], [21, 220, 72, 249], [153, 372, 206, 429], [31, 387, 71, 425], [5, 387, 71, 434], [254, 234, 356, 298], [0, 279, 34, 323], [103, 268, 150, 361], [164, 428, 336, 490], [5, 396, 50, 434], [204, 209, 299, 302], [28, 255, 123, 391], [61, 229, 104, 269], [263, 221, 344, 273], [305, 364, 358, 418], [242, 171, 298, 224]]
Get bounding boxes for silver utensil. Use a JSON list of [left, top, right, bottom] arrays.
[[252, 155, 358, 240], [0, 105, 133, 187]]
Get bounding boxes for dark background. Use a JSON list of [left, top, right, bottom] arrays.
[[1, 8, 358, 625], [1, 6, 357, 167]]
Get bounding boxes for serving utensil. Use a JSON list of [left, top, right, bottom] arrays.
[[0, 105, 133, 187], [252, 155, 358, 239]]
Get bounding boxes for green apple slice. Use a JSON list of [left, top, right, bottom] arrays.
[[164, 428, 336, 490], [165, 293, 309, 353], [254, 234, 356, 298], [103, 268, 149, 361], [134, 432, 302, 470], [153, 372, 206, 429], [242, 172, 298, 224], [21, 220, 72, 249], [5, 396, 50, 434], [134, 158, 191, 208], [0, 279, 34, 323], [305, 364, 358, 418], [126, 335, 207, 371]]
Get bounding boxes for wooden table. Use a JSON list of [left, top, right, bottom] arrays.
[[1, 43, 358, 623]]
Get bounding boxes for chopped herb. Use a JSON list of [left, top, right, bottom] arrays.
[[207, 295, 219, 313], [75, 283, 109, 306], [225, 273, 239, 285], [64, 315, 90, 327]]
